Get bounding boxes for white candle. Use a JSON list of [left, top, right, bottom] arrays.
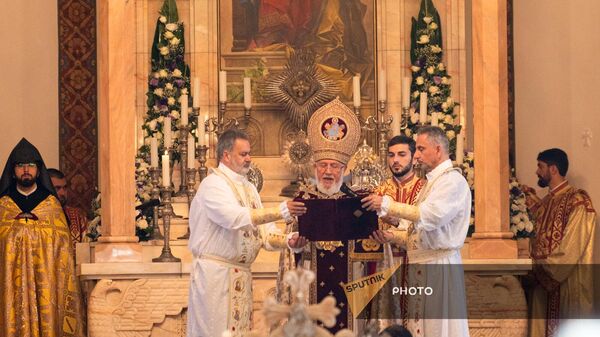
[[219, 71, 227, 102], [378, 70, 387, 101], [164, 117, 172, 148], [180, 95, 188, 125], [402, 77, 411, 108], [431, 112, 438, 127], [197, 113, 206, 146], [243, 77, 252, 109], [205, 133, 210, 148], [353, 75, 361, 107], [419, 92, 428, 124], [392, 111, 401, 136], [150, 137, 158, 167], [456, 131, 465, 164], [162, 153, 170, 187], [193, 77, 200, 108], [187, 135, 195, 169], [459, 105, 466, 130]]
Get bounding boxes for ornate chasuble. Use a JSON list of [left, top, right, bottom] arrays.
[[371, 173, 425, 325], [531, 182, 594, 259], [375, 173, 426, 230], [64, 206, 89, 251], [295, 185, 362, 333], [0, 194, 85, 337], [211, 168, 264, 334], [529, 181, 596, 337]]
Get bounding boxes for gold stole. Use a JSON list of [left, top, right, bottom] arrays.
[[211, 168, 262, 336]]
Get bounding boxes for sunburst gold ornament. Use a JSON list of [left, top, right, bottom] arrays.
[[265, 49, 339, 129], [282, 130, 313, 180]]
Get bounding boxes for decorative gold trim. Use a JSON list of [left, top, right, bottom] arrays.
[[249, 206, 282, 226], [266, 232, 288, 249], [389, 229, 409, 247], [387, 202, 420, 222]]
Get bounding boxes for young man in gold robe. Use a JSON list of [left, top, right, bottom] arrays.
[[0, 138, 85, 337], [522, 148, 598, 337], [369, 135, 426, 326]]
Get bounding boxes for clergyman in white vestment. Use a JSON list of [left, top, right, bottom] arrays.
[[364, 126, 471, 337], [186, 129, 307, 337]]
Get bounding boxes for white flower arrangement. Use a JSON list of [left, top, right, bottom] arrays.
[[402, 0, 461, 154], [135, 0, 195, 241], [509, 173, 535, 238]]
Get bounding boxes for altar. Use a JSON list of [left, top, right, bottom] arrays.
[[83, 0, 529, 336]]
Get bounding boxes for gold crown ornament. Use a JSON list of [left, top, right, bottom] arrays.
[[307, 98, 361, 165]]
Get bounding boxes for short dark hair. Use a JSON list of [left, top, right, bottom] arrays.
[[47, 168, 65, 179], [417, 126, 449, 153], [537, 148, 569, 176], [388, 135, 416, 156], [380, 324, 412, 337], [217, 129, 250, 163]]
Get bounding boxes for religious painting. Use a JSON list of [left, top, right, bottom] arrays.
[[219, 0, 377, 155]]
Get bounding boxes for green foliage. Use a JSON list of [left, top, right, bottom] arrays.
[[403, 0, 460, 156]]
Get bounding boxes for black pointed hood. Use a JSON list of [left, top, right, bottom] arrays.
[[0, 138, 57, 197]]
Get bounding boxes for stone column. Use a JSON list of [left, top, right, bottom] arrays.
[[95, 0, 141, 262], [469, 0, 517, 258]]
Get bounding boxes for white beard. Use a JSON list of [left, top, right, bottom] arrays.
[[316, 178, 343, 196]]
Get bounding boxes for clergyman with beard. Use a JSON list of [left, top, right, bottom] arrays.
[[367, 135, 426, 327], [361, 126, 471, 337], [282, 98, 364, 333], [0, 138, 85, 337], [48, 168, 90, 250], [521, 148, 597, 337], [186, 129, 308, 337]]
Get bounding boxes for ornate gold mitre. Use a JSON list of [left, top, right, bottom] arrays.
[[307, 98, 361, 165]]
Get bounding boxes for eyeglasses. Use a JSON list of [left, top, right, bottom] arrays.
[[15, 163, 37, 168], [316, 162, 344, 171]]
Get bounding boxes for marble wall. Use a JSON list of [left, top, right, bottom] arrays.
[[1, 0, 59, 167]]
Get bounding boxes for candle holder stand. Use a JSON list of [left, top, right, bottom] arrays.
[[148, 167, 164, 241], [152, 186, 181, 262]]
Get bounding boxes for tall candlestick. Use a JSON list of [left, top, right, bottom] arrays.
[[459, 105, 466, 130], [198, 114, 206, 146], [419, 92, 428, 124], [193, 77, 200, 108], [456, 131, 465, 164], [431, 112, 438, 127], [187, 135, 195, 169], [150, 137, 158, 167], [180, 95, 189, 125], [162, 153, 170, 187], [219, 71, 227, 102], [378, 70, 387, 101], [164, 117, 172, 148], [402, 77, 411, 108], [353, 75, 361, 107], [392, 111, 401, 136], [243, 77, 252, 109]]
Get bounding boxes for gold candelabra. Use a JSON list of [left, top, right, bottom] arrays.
[[178, 167, 197, 240], [148, 167, 164, 241], [175, 124, 191, 196], [152, 186, 181, 262]]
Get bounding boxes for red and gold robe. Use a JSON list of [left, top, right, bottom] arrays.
[[0, 194, 86, 337], [64, 206, 89, 251], [371, 173, 426, 326], [528, 181, 597, 337]]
